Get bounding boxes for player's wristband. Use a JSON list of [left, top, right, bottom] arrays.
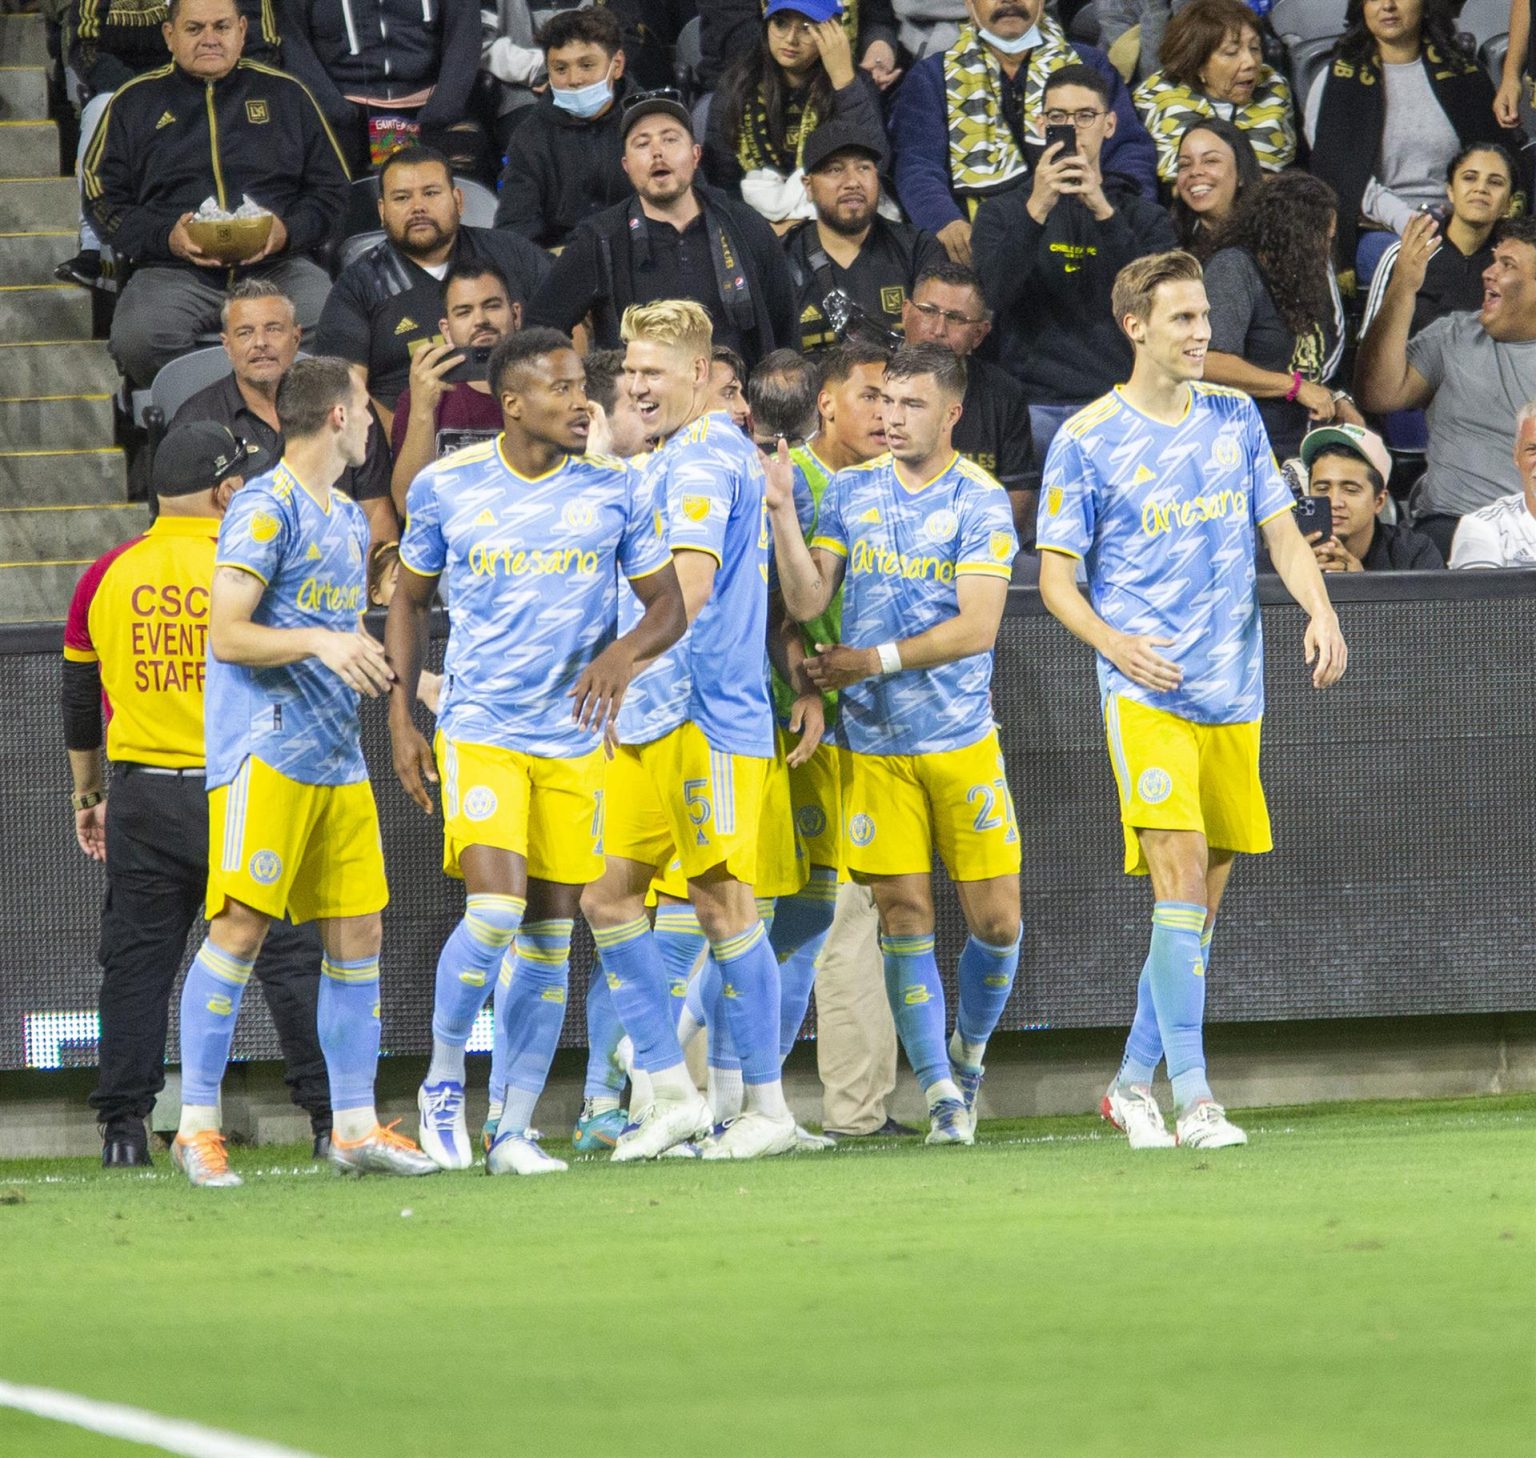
[[875, 642, 903, 675], [1284, 371, 1303, 403]]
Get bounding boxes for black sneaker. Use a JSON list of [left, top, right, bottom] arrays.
[[55, 249, 117, 293], [311, 1122, 333, 1161], [100, 1120, 152, 1168]]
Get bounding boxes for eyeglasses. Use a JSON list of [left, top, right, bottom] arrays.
[[1042, 108, 1106, 128], [755, 433, 806, 453], [909, 300, 987, 328]]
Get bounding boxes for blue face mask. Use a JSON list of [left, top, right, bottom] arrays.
[[552, 64, 615, 119], [978, 22, 1041, 54]]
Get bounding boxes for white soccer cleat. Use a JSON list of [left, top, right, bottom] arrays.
[[925, 1097, 975, 1146], [486, 1130, 568, 1176], [699, 1110, 798, 1160], [1100, 1082, 1177, 1150], [1176, 1100, 1248, 1149], [417, 1079, 472, 1170], [171, 1130, 243, 1188], [610, 1090, 713, 1162], [793, 1123, 836, 1152]]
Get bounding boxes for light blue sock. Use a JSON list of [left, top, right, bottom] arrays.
[[1117, 922, 1212, 1089], [497, 919, 573, 1134], [432, 893, 524, 1047], [771, 867, 838, 1058], [699, 957, 740, 1070], [591, 916, 684, 1073], [655, 903, 708, 1009], [318, 954, 383, 1113], [583, 958, 626, 1100], [955, 929, 1022, 1053], [880, 932, 949, 1091], [1145, 902, 1211, 1113], [178, 938, 254, 1105], [711, 921, 781, 1086]]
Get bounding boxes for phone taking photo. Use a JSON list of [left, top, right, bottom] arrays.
[[442, 344, 494, 386], [1294, 494, 1333, 542], [1044, 123, 1077, 158]]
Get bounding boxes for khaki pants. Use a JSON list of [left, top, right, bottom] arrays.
[[814, 881, 898, 1134]]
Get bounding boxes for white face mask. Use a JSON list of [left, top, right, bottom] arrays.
[[978, 22, 1042, 54], [552, 62, 615, 119]]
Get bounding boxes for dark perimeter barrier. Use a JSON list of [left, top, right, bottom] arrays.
[[3, 572, 1534, 1072]]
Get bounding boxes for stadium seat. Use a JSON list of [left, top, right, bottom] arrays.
[[1286, 34, 1339, 110], [1457, 0, 1512, 50], [456, 177, 499, 229], [674, 15, 704, 103], [138, 346, 235, 470], [338, 229, 386, 273], [1480, 33, 1510, 87], [1269, 0, 1348, 47]]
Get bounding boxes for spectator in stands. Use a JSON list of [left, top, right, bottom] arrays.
[[1449, 401, 1536, 566], [1203, 172, 1363, 462], [582, 347, 652, 457], [1300, 423, 1445, 570], [901, 262, 1036, 535], [170, 279, 396, 540], [701, 0, 902, 94], [315, 144, 549, 423], [746, 348, 820, 454], [479, 0, 544, 142], [388, 261, 514, 511], [972, 64, 1175, 467], [1167, 117, 1261, 260], [1306, 0, 1522, 288], [786, 121, 948, 352], [708, 345, 754, 433], [1361, 143, 1517, 336], [1357, 214, 1536, 556], [889, 0, 1158, 266], [1132, 0, 1295, 183], [491, 8, 634, 246], [704, 0, 887, 230], [276, 0, 489, 178], [524, 92, 797, 368], [83, 0, 347, 389]]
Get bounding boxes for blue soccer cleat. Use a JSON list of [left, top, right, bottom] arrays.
[[950, 1058, 985, 1134], [572, 1100, 628, 1153], [925, 1097, 976, 1146], [417, 1080, 472, 1170]]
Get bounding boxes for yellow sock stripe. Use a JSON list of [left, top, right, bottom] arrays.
[[653, 907, 701, 933], [592, 916, 651, 949], [463, 894, 526, 949], [200, 944, 254, 986], [321, 957, 381, 984], [1152, 908, 1206, 933], [793, 880, 840, 903], [514, 945, 571, 967], [754, 897, 776, 918], [712, 921, 767, 963], [880, 934, 935, 955]]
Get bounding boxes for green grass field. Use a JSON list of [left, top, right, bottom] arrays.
[[0, 1095, 1530, 1458]]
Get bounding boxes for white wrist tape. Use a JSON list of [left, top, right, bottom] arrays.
[[876, 642, 903, 675]]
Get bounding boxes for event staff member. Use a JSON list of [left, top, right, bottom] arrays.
[[62, 423, 333, 1169]]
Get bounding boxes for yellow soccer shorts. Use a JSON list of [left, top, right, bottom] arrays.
[[207, 755, 388, 923], [436, 733, 604, 884], [1103, 692, 1272, 876], [604, 721, 770, 885], [843, 728, 1022, 882], [788, 739, 845, 875]]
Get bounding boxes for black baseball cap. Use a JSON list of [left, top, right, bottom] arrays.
[[153, 422, 261, 497], [621, 87, 695, 144], [802, 120, 886, 175]]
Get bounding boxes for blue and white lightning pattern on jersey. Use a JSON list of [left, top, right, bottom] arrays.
[[1037, 383, 1295, 725], [618, 410, 775, 759], [206, 461, 371, 789], [400, 438, 669, 758], [812, 451, 1017, 756]]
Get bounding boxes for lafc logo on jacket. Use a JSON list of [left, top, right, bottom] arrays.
[[246, 100, 270, 125]]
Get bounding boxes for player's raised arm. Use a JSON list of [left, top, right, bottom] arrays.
[[766, 439, 844, 621], [1260, 510, 1349, 688]]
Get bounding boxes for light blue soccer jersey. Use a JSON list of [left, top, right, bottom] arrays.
[[812, 451, 1017, 756], [399, 438, 670, 758], [206, 461, 371, 789], [617, 411, 775, 759], [1037, 383, 1294, 725]]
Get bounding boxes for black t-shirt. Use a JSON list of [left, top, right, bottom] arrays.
[[953, 356, 1035, 494], [315, 226, 551, 410], [783, 216, 948, 352], [1360, 519, 1445, 571], [168, 371, 392, 502], [629, 213, 751, 359]]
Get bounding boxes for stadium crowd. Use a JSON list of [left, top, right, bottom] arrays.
[[50, 0, 1536, 1175]]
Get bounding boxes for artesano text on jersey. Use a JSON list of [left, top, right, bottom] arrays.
[[399, 438, 670, 758]]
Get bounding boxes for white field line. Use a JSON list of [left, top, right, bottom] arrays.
[[0, 1379, 324, 1458]]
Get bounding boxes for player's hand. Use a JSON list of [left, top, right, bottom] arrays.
[[785, 692, 825, 766], [805, 642, 878, 691], [1105, 631, 1182, 693], [1394, 211, 1440, 292], [418, 668, 443, 714], [167, 213, 222, 267], [390, 718, 438, 815], [569, 640, 636, 734], [936, 218, 972, 266], [763, 437, 796, 514], [860, 39, 902, 90], [1311, 534, 1363, 573], [407, 339, 463, 417], [75, 800, 107, 862], [1304, 611, 1348, 688], [315, 627, 395, 697]]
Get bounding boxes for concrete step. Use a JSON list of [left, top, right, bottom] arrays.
[[0, 283, 92, 339], [0, 177, 77, 230], [0, 65, 49, 121], [0, 447, 129, 506], [0, 394, 116, 450], [0, 561, 88, 623], [0, 229, 76, 282], [0, 502, 145, 560], [0, 340, 119, 395], [0, 15, 48, 67], [0, 120, 59, 176]]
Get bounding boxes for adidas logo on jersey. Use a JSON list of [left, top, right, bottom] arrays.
[[1132, 465, 1155, 486], [475, 508, 495, 525], [394, 316, 418, 335], [859, 507, 880, 523], [306, 544, 322, 560], [155, 110, 177, 129]]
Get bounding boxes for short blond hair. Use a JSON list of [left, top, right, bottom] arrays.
[[620, 299, 713, 360], [1111, 250, 1205, 336]]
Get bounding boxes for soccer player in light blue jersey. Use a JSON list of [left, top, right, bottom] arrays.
[[1038, 250, 1348, 1151], [176, 358, 438, 1187], [581, 299, 792, 1163], [765, 343, 1024, 1147], [386, 329, 686, 1175]]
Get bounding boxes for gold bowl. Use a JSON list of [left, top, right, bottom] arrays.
[[185, 214, 273, 263]]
